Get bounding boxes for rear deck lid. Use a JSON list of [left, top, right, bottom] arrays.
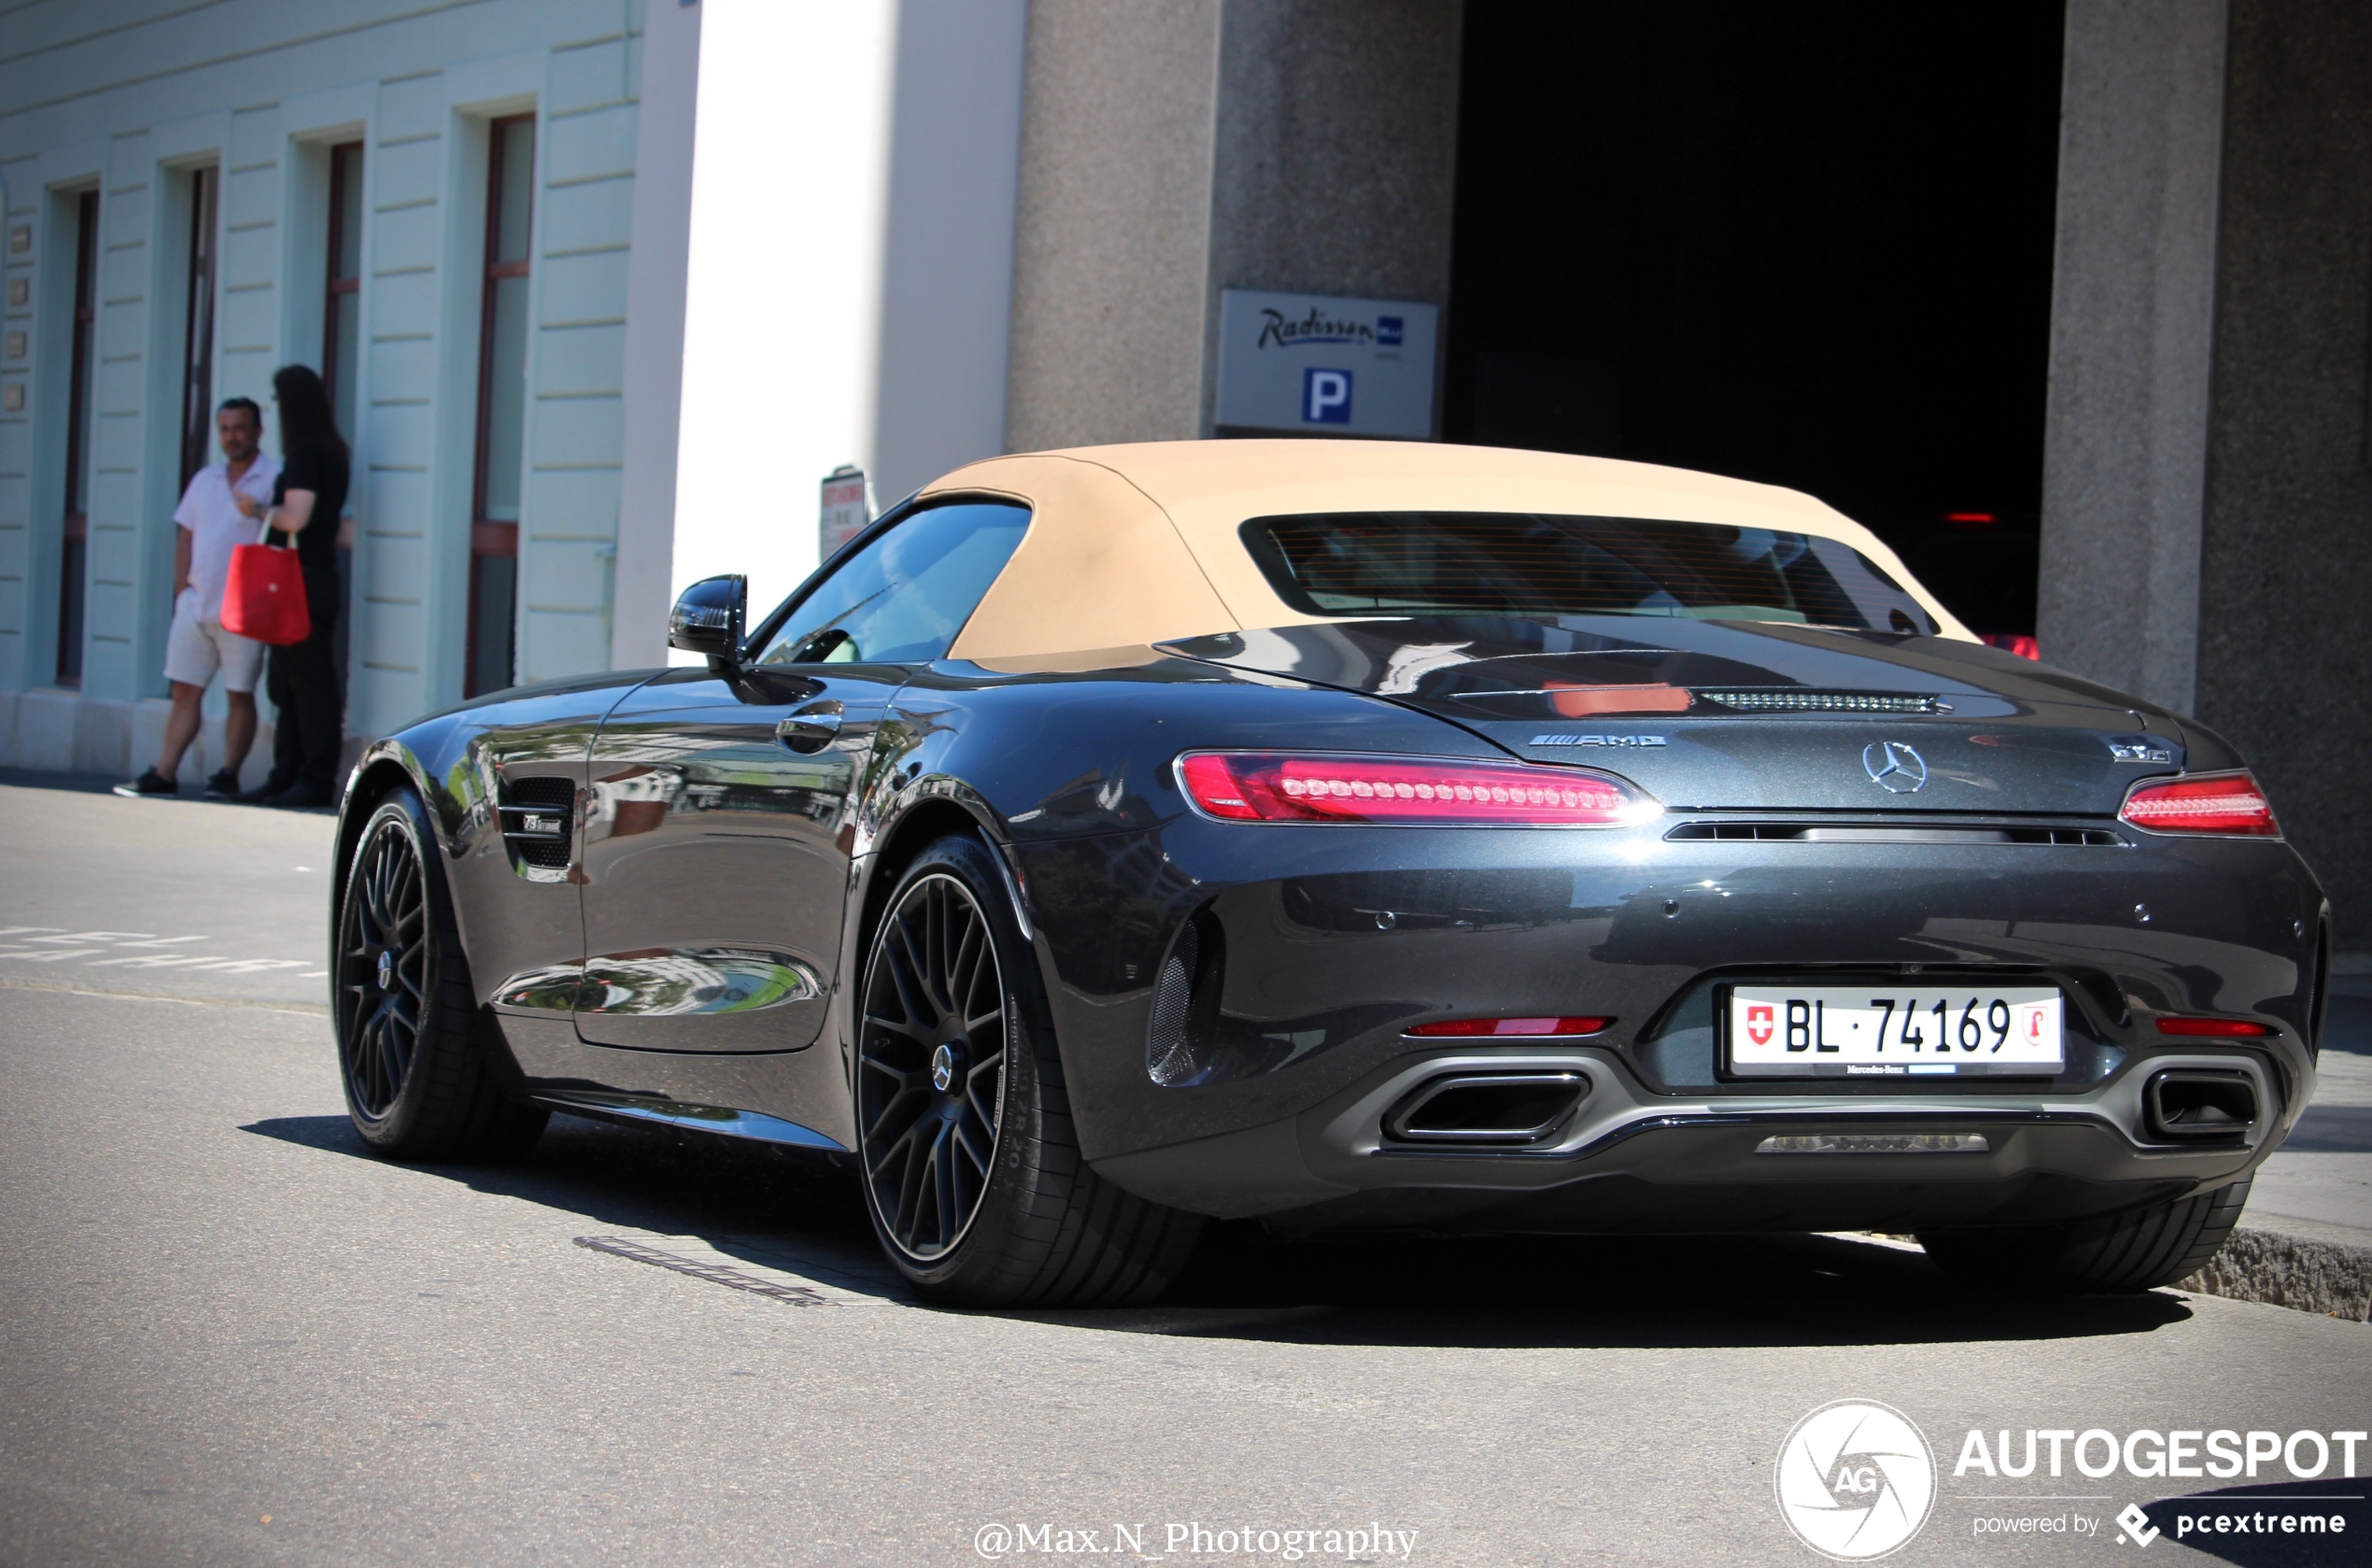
[[1159, 616, 2181, 815]]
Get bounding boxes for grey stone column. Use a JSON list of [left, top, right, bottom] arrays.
[[2196, 0, 2372, 945], [1003, 0, 1462, 452], [2036, 0, 2229, 717]]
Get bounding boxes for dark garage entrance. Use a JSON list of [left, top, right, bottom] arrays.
[[1446, 1, 2067, 642]]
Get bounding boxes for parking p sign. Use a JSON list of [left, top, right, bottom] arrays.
[[1304, 368, 1353, 424], [1216, 290, 1438, 438]]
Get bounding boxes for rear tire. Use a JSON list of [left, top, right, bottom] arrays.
[[1917, 1177, 2252, 1294], [854, 832, 1203, 1306], [335, 787, 549, 1161]]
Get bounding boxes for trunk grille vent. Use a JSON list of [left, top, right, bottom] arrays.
[[501, 777, 576, 870], [1694, 690, 1951, 714], [1666, 822, 2121, 846]]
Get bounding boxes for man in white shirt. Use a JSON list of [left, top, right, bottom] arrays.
[[115, 399, 281, 798]]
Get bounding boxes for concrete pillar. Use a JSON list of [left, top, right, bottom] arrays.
[[613, 0, 701, 671], [2036, 0, 2228, 717], [2195, 0, 2372, 944], [1004, 0, 1462, 452], [870, 0, 1030, 504]]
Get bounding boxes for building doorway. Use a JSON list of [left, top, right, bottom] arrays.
[[1446, 1, 2066, 641]]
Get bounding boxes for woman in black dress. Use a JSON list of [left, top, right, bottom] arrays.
[[234, 364, 350, 807]]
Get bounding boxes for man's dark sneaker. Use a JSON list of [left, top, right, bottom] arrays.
[[112, 769, 178, 798], [202, 769, 241, 799], [235, 778, 290, 805], [261, 784, 332, 810]]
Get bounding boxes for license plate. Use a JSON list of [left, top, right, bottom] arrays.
[[1725, 985, 2063, 1078]]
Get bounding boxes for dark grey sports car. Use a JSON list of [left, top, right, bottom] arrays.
[[330, 441, 2326, 1305]]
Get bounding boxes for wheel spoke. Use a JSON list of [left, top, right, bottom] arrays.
[[950, 1117, 990, 1179], [863, 1083, 926, 1148], [861, 1010, 931, 1046], [856, 869, 1012, 1261], [928, 1121, 958, 1251]]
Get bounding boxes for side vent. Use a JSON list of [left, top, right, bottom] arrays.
[[501, 776, 576, 872], [1146, 909, 1226, 1088]]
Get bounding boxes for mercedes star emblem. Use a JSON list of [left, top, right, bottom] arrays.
[[1862, 741, 1928, 794]]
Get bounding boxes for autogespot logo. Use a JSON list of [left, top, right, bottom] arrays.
[[1776, 1400, 1937, 1561]]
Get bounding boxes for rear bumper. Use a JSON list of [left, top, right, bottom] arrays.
[[1019, 812, 2323, 1231], [1089, 1041, 2281, 1230]]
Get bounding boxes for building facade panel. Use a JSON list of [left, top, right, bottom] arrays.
[[0, 0, 652, 774]]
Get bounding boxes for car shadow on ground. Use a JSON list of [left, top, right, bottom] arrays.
[[244, 1109, 2196, 1350]]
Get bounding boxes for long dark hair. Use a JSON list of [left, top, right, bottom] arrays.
[[271, 363, 347, 465]]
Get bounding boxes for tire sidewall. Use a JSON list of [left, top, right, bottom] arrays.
[[338, 791, 453, 1150], [855, 833, 1050, 1294]]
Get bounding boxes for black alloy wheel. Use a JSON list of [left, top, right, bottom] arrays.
[[332, 787, 548, 1161], [858, 870, 1008, 1260], [339, 809, 429, 1119], [851, 833, 1204, 1307]]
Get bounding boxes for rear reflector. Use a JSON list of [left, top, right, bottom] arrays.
[[1177, 752, 1655, 826], [2118, 770, 2280, 837], [2154, 1017, 2274, 1038], [1406, 1016, 1611, 1038]]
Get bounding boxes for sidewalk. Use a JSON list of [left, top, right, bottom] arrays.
[[2247, 971, 2372, 1250], [2179, 970, 2372, 1321]]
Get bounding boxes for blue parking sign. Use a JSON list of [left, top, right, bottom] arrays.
[[1303, 368, 1352, 424]]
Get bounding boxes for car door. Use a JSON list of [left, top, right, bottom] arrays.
[[573, 499, 1034, 1052]]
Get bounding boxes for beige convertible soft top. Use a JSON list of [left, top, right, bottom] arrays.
[[920, 440, 1971, 663]]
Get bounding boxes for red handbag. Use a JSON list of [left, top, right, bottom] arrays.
[[220, 522, 313, 645]]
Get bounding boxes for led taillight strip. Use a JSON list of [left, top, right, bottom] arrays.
[[2118, 770, 2280, 837], [1177, 752, 1658, 826]]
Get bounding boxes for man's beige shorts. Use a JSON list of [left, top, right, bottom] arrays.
[[163, 589, 265, 693]]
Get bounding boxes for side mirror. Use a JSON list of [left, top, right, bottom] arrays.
[[668, 574, 746, 675]]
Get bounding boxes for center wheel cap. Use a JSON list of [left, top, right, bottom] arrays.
[[375, 950, 393, 991], [930, 1042, 958, 1094]]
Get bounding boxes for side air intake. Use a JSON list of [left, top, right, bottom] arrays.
[[501, 776, 576, 872], [1146, 910, 1225, 1088]]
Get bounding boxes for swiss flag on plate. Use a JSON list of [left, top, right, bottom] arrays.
[[1746, 1005, 1774, 1046]]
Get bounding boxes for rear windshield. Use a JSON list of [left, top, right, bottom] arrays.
[[1242, 511, 1938, 634]]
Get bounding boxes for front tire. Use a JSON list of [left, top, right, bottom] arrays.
[[335, 788, 548, 1160], [854, 833, 1202, 1306], [1917, 1177, 2252, 1294]]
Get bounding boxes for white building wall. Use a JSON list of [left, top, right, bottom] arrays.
[[2, 0, 1038, 772], [670, 0, 1028, 623], [0, 0, 655, 772]]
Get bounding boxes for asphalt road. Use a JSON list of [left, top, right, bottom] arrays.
[[3, 775, 2367, 1568]]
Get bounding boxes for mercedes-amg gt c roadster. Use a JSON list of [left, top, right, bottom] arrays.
[[331, 441, 2326, 1305]]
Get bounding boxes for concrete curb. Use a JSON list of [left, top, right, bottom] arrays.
[[2178, 1227, 2372, 1322]]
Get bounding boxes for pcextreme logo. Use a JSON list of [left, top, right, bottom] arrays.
[[1776, 1400, 1938, 1561]]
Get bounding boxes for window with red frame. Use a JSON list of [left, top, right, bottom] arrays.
[[322, 142, 362, 443], [57, 190, 99, 687], [466, 115, 532, 698]]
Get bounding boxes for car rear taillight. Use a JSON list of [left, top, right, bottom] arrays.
[[1176, 752, 1657, 826], [1406, 1016, 1611, 1038], [2118, 770, 2280, 837], [2154, 1017, 2273, 1038]]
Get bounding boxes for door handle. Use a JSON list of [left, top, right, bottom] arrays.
[[776, 711, 843, 754]]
